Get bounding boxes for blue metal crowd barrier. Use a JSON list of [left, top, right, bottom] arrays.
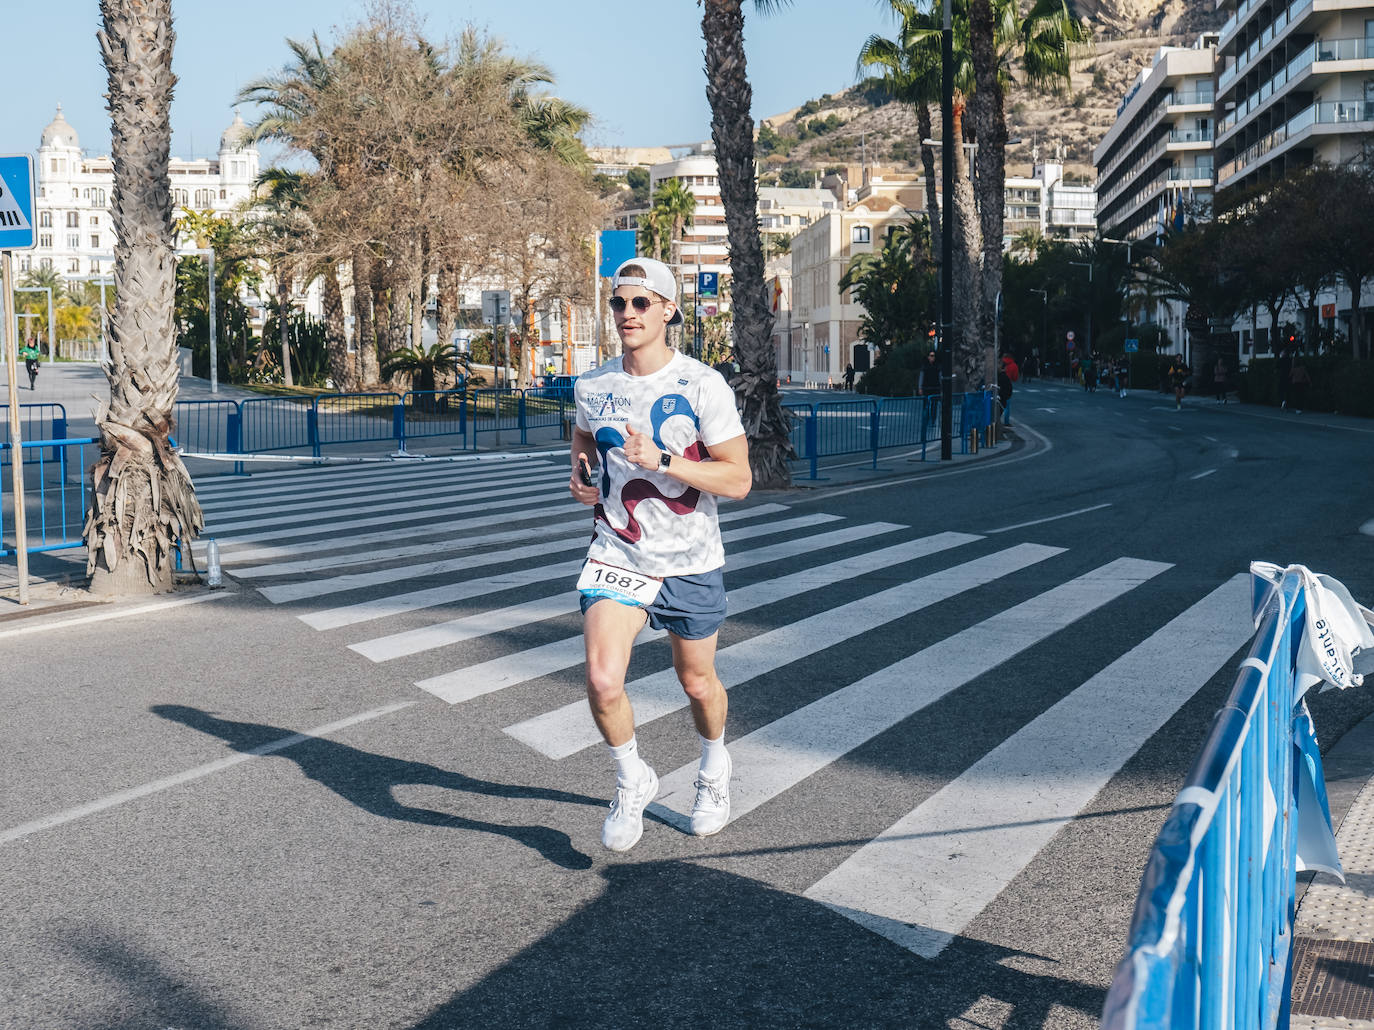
[[402, 390, 467, 448], [469, 388, 522, 448], [0, 437, 96, 557], [315, 391, 403, 455], [1102, 569, 1325, 1030], [173, 399, 240, 455], [0, 403, 69, 465], [238, 396, 313, 455]]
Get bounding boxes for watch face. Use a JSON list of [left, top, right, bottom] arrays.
[[659, 452, 671, 469]]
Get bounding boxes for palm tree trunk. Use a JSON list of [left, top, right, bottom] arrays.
[[949, 92, 984, 390], [702, 0, 790, 488], [323, 265, 354, 391], [278, 266, 294, 387], [88, 0, 204, 596], [353, 245, 378, 385], [917, 103, 941, 263], [970, 0, 1005, 388]]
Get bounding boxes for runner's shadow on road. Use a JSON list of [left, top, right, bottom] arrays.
[[406, 859, 1107, 1029], [150, 705, 599, 871]]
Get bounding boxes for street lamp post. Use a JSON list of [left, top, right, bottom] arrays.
[[1070, 258, 1093, 367], [939, 0, 954, 459]]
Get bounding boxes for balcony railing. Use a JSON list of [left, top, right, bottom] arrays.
[[1219, 0, 1314, 94], [1215, 98, 1371, 182], [1168, 89, 1216, 107], [1167, 127, 1215, 143], [1217, 39, 1316, 135], [1315, 36, 1374, 62], [1168, 165, 1215, 181]]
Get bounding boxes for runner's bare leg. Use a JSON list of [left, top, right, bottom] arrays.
[[670, 632, 727, 740], [583, 599, 649, 747]]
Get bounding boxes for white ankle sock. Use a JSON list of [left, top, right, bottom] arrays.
[[608, 737, 650, 785], [699, 732, 729, 780]]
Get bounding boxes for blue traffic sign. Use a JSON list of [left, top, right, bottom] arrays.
[[697, 271, 718, 298], [1124, 338, 1139, 353], [0, 155, 36, 251], [598, 230, 636, 278]]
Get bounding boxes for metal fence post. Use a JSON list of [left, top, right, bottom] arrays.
[[870, 404, 880, 469], [51, 412, 66, 463], [806, 410, 819, 481], [307, 401, 320, 458], [393, 399, 406, 453], [226, 406, 243, 475], [519, 390, 528, 446]]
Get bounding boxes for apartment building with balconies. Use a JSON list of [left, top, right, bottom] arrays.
[[1213, 0, 1374, 193], [1094, 37, 1218, 242]]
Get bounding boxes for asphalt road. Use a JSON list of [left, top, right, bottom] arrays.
[[3, 380, 1373, 1030]]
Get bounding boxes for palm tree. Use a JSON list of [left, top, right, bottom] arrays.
[[650, 177, 696, 268], [381, 341, 462, 395], [702, 0, 793, 488], [87, 0, 203, 596]]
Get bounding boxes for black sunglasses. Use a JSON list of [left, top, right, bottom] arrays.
[[609, 295, 664, 314]]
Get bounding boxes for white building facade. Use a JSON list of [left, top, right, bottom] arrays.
[[23, 105, 259, 282], [1005, 160, 1098, 247]]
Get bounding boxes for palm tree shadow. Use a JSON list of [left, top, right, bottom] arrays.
[[151, 704, 599, 871]]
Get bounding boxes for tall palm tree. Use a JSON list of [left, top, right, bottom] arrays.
[[702, 0, 793, 488], [87, 0, 203, 595]]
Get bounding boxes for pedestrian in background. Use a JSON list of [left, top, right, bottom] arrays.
[[919, 349, 941, 428], [1212, 357, 1229, 404], [998, 353, 1017, 427], [843, 363, 855, 391], [1169, 354, 1191, 410], [1080, 351, 1095, 392], [1114, 355, 1129, 398], [1277, 346, 1294, 410], [1289, 356, 1310, 414]]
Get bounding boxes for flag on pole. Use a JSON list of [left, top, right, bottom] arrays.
[[771, 275, 783, 313]]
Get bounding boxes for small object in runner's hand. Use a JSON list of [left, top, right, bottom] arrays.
[[578, 457, 595, 486]]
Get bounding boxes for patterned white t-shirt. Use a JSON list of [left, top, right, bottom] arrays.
[[574, 350, 745, 578]]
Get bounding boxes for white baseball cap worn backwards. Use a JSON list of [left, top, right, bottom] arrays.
[[612, 256, 683, 326]]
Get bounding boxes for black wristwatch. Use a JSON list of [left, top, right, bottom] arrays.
[[658, 451, 672, 471]]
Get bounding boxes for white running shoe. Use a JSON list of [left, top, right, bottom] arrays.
[[690, 751, 732, 837], [602, 768, 658, 852]]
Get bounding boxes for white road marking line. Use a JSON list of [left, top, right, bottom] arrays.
[[352, 515, 858, 664], [196, 457, 556, 506], [200, 467, 567, 521], [208, 478, 565, 535], [300, 513, 853, 633], [0, 590, 231, 640], [1361, 519, 1374, 537], [204, 489, 574, 552], [981, 503, 1111, 535], [262, 510, 826, 605], [505, 543, 1061, 759], [408, 525, 951, 694], [0, 702, 417, 845], [803, 573, 1245, 960], [1166, 425, 1183, 432], [652, 556, 1177, 836], [193, 452, 552, 496], [203, 502, 590, 566], [1190, 468, 1217, 480], [231, 503, 791, 579], [1205, 436, 1219, 443]]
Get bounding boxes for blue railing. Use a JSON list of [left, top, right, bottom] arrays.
[[0, 437, 96, 556], [0, 403, 69, 465], [1102, 569, 1328, 1030], [787, 390, 996, 479]]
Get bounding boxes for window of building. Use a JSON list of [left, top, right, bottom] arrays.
[[39, 212, 52, 228], [72, 188, 79, 200], [852, 225, 871, 244], [68, 234, 80, 248], [92, 189, 106, 206], [19, 257, 30, 272], [69, 259, 80, 273], [40, 258, 52, 271], [219, 189, 227, 200], [89, 215, 99, 226], [195, 189, 213, 207], [783, 215, 792, 226], [67, 211, 79, 227], [800, 216, 811, 225], [91, 234, 100, 248], [39, 234, 52, 248], [50, 159, 58, 173], [173, 189, 188, 206]]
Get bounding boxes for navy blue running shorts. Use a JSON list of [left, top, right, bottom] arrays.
[[579, 567, 727, 640]]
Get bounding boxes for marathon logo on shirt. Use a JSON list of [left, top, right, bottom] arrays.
[[589, 391, 632, 418]]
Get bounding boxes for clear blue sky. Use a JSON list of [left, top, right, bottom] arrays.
[[6, 1, 889, 162]]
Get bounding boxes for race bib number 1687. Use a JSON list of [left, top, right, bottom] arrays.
[[577, 561, 663, 607]]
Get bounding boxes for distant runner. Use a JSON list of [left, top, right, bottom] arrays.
[[568, 256, 752, 852]]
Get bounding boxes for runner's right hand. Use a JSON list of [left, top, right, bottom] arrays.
[[570, 452, 598, 506]]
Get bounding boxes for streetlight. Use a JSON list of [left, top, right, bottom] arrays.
[[939, 0, 954, 459], [1069, 257, 1093, 363]]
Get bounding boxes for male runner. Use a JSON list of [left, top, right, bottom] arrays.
[[569, 256, 752, 852]]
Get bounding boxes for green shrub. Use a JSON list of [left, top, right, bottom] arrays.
[[1237, 355, 1374, 415], [857, 343, 928, 396]]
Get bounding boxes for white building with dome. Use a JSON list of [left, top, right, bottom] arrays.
[[21, 104, 259, 282]]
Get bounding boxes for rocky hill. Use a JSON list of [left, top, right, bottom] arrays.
[[756, 2, 1224, 186]]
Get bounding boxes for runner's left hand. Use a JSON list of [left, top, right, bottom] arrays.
[[622, 425, 665, 471]]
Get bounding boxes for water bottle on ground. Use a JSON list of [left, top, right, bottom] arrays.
[[206, 538, 222, 588]]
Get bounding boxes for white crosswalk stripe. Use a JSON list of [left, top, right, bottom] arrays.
[[192, 458, 1262, 966]]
